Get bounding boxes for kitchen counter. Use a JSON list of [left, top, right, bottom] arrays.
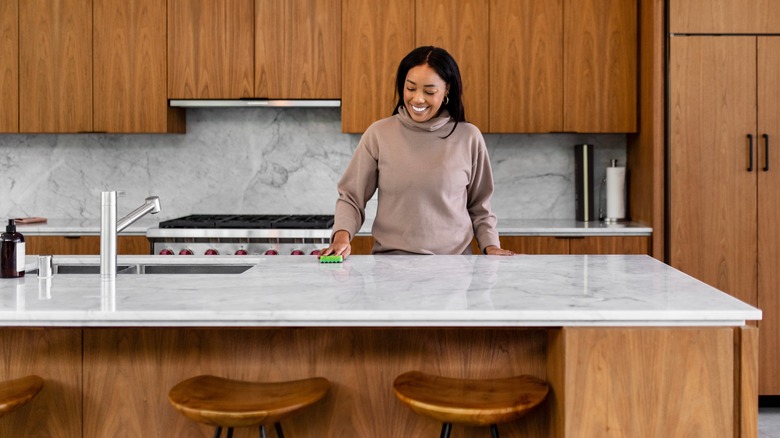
[[15, 218, 157, 236], [1, 254, 758, 327]]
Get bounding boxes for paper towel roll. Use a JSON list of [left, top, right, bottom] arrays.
[[606, 166, 626, 221]]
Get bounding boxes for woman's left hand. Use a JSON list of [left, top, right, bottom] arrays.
[[484, 246, 515, 256]]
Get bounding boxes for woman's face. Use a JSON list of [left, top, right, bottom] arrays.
[[403, 64, 449, 123]]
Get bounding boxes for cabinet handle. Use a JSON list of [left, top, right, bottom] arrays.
[[748, 134, 754, 172], [764, 134, 770, 171]]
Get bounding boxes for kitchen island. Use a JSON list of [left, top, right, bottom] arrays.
[[0, 255, 761, 437]]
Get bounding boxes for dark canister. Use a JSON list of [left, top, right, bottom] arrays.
[[1, 219, 26, 278]]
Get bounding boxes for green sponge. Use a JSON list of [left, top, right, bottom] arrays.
[[319, 254, 344, 263]]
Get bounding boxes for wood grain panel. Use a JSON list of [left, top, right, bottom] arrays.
[[670, 0, 780, 34], [19, 0, 92, 133], [350, 236, 374, 255], [0, 0, 18, 132], [736, 326, 758, 436], [83, 328, 550, 437], [26, 235, 150, 255], [94, 0, 184, 133], [341, 0, 414, 133], [564, 0, 636, 133], [489, 0, 562, 133], [0, 329, 82, 437], [757, 36, 780, 395], [569, 236, 650, 255], [500, 236, 569, 255], [255, 0, 340, 99], [559, 327, 735, 437], [416, 0, 489, 132], [168, 0, 254, 99], [669, 37, 758, 308]]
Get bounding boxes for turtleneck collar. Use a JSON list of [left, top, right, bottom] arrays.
[[395, 106, 452, 132]]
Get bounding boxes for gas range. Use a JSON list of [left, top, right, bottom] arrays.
[[146, 214, 334, 256]]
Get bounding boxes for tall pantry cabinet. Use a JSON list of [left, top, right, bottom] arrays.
[[669, 10, 780, 393]]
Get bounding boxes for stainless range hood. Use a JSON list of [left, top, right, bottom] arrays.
[[169, 99, 340, 108]]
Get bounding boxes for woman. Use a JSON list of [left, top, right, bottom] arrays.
[[321, 46, 514, 258]]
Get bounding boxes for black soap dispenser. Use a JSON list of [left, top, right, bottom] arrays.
[[1, 219, 25, 278]]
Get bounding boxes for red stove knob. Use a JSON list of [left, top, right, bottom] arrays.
[[235, 249, 248, 255], [290, 249, 305, 255], [310, 249, 321, 256], [205, 249, 219, 255], [159, 248, 174, 255], [264, 249, 279, 255], [179, 248, 194, 255]]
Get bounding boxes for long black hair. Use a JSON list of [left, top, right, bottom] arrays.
[[392, 46, 466, 138]]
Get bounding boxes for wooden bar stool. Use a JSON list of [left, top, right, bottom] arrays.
[[0, 375, 44, 419], [393, 371, 548, 438], [168, 375, 329, 438]]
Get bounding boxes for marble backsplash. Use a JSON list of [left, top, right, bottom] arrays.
[[0, 108, 625, 222]]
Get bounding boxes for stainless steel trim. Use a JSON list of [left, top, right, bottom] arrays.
[[169, 100, 341, 108], [146, 228, 332, 239]]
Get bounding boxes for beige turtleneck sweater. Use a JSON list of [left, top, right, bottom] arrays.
[[333, 107, 500, 255]]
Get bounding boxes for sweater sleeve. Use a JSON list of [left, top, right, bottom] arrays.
[[467, 132, 500, 252], [332, 134, 379, 241]]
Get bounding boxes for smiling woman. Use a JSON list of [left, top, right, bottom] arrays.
[[320, 46, 514, 259]]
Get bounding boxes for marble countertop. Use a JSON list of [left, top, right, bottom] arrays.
[[0, 255, 759, 327], [18, 218, 651, 237]]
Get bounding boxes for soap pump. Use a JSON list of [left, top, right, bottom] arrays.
[[1, 219, 26, 278]]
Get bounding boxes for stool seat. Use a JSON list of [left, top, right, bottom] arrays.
[[393, 371, 548, 427], [0, 375, 44, 418], [168, 375, 330, 429]]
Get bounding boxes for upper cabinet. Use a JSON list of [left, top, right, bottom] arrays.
[[256, 0, 340, 99], [168, 0, 254, 99], [95, 0, 183, 133], [0, 0, 17, 133], [20, 0, 93, 133], [670, 0, 780, 34]]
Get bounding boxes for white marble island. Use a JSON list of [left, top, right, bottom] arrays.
[[0, 255, 762, 437]]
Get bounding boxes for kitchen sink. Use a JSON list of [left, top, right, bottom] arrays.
[[34, 255, 261, 275]]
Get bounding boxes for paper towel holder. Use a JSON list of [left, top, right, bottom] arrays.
[[604, 158, 626, 223]]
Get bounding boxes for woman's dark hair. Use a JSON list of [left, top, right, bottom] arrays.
[[392, 46, 465, 138]]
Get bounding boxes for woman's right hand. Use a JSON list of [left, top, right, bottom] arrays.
[[319, 230, 352, 259]]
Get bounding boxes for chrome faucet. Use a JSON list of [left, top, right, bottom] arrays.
[[100, 191, 161, 278]]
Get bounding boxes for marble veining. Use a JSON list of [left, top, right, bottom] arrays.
[[0, 108, 626, 222], [0, 255, 760, 327]]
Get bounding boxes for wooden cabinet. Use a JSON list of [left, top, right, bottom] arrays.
[[0, 0, 17, 133], [255, 0, 340, 99], [26, 235, 151, 255], [670, 36, 780, 394], [341, 0, 414, 133], [501, 236, 650, 255], [94, 0, 184, 133], [670, 0, 780, 34], [491, 0, 636, 133], [19, 0, 92, 133], [167, 0, 254, 99]]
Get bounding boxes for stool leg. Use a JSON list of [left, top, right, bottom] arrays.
[[440, 423, 452, 438], [490, 424, 500, 438], [226, 427, 234, 438], [259, 424, 266, 438], [274, 422, 285, 438], [213, 427, 222, 438]]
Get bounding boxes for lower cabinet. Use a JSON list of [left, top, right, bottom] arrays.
[[351, 235, 651, 255], [25, 235, 151, 255]]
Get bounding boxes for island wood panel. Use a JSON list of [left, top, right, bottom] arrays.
[[167, 0, 254, 99], [255, 0, 340, 99], [757, 37, 780, 394], [350, 236, 374, 255], [83, 328, 550, 438], [415, 0, 489, 132], [341, 0, 414, 133], [627, 0, 665, 260], [0, 329, 82, 438], [563, 0, 636, 133], [500, 236, 569, 255], [669, 37, 758, 308], [0, 0, 17, 132], [569, 236, 650, 255], [94, 0, 184, 133], [489, 0, 562, 133], [19, 0, 92, 133], [25, 235, 151, 255], [669, 0, 780, 34], [738, 326, 759, 438], [548, 327, 744, 438]]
